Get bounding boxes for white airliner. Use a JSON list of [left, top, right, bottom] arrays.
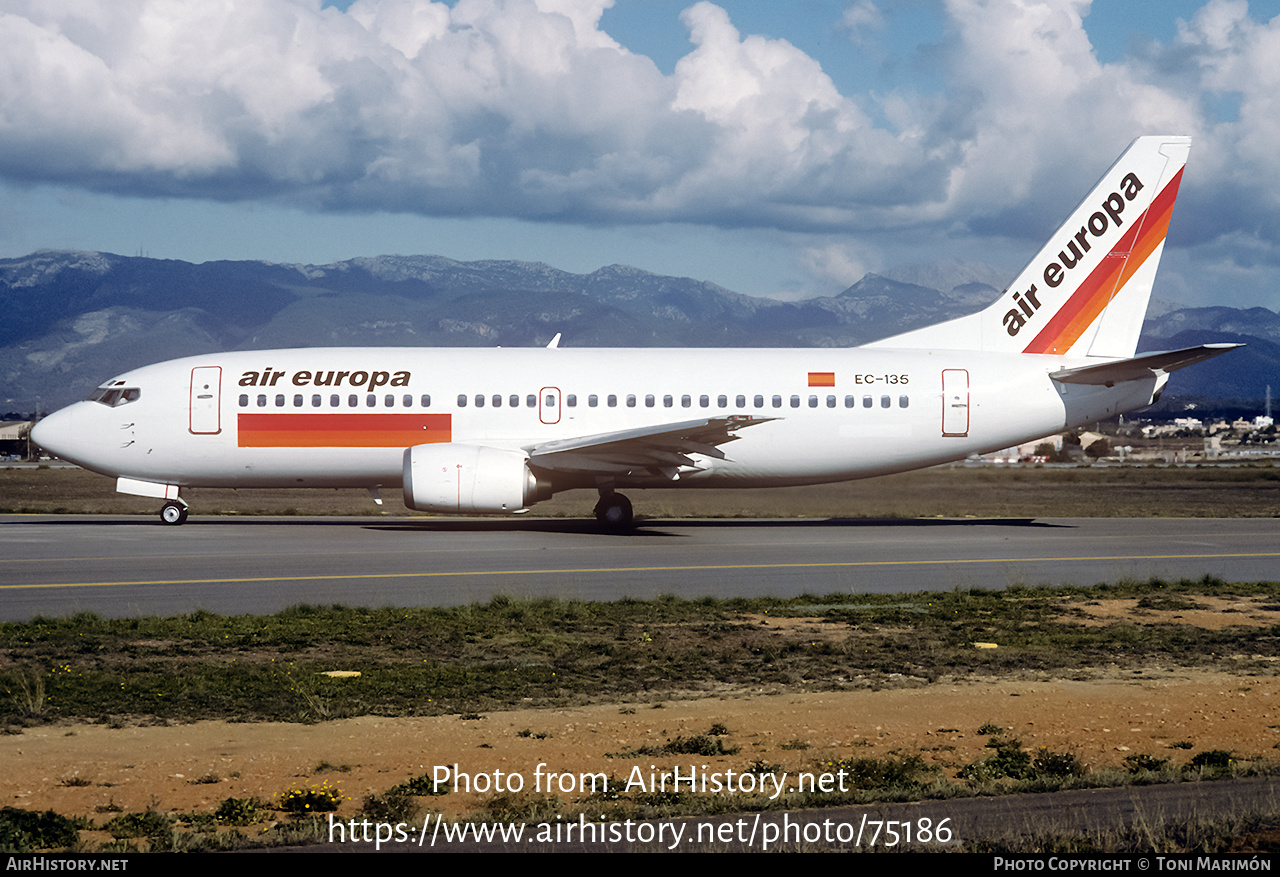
[[32, 135, 1236, 527]]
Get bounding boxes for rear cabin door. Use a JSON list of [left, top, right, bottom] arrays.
[[941, 369, 969, 437]]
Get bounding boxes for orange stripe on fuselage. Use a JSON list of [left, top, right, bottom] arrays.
[[1022, 168, 1183, 356], [237, 413, 452, 448]]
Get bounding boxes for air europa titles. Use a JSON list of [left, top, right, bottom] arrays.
[[1003, 170, 1145, 337], [238, 368, 411, 389]]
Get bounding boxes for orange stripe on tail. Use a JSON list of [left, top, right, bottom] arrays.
[[1022, 168, 1183, 355]]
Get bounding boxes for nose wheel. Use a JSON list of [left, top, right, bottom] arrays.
[[160, 501, 189, 526], [593, 492, 633, 530]]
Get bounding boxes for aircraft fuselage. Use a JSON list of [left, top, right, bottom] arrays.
[[35, 345, 1152, 493]]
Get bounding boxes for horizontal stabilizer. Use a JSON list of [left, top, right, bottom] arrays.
[[1049, 343, 1242, 386]]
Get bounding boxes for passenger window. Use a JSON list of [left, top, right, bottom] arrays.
[[826, 395, 836, 408], [899, 395, 910, 408], [257, 394, 267, 407], [457, 394, 467, 407], [789, 395, 800, 408], [239, 394, 248, 407], [566, 394, 576, 407], [700, 395, 709, 407], [275, 394, 285, 407], [348, 395, 358, 407], [421, 395, 431, 408], [863, 395, 872, 408], [386, 395, 395, 407], [402, 395, 412, 407], [367, 394, 376, 407], [509, 395, 519, 408], [526, 394, 537, 408], [607, 395, 617, 407], [293, 394, 303, 407], [663, 395, 673, 408], [845, 395, 855, 408], [681, 395, 691, 408], [754, 395, 764, 408], [588, 394, 598, 407], [626, 394, 636, 407], [330, 394, 339, 407], [881, 395, 890, 408], [718, 395, 727, 408], [737, 395, 746, 408], [475, 395, 485, 408], [492, 395, 502, 408], [314, 395, 323, 407], [547, 394, 557, 408]]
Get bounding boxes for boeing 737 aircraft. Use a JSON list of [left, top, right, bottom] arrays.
[[31, 136, 1237, 528]]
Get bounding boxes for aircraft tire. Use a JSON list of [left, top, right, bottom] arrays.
[[160, 502, 188, 526], [594, 493, 633, 530]]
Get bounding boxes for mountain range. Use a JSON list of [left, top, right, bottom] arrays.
[[1, 250, 1275, 414]]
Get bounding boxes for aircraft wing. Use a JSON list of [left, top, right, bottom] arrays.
[[1049, 343, 1242, 386], [524, 415, 777, 479]]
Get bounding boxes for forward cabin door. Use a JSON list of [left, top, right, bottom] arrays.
[[941, 369, 969, 437], [189, 367, 222, 435]]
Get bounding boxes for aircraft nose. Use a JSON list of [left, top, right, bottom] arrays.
[[31, 404, 96, 465]]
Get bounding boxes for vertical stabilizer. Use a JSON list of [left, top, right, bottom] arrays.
[[868, 136, 1190, 357]]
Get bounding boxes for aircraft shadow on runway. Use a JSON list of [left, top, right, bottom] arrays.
[[362, 516, 1069, 536], [3, 515, 1071, 536]]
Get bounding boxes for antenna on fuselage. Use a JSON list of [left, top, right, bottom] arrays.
[[546, 333, 562, 349]]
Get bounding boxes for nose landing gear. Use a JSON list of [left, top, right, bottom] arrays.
[[159, 500, 189, 525]]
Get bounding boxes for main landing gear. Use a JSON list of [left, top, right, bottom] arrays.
[[593, 491, 633, 530], [159, 499, 189, 526]]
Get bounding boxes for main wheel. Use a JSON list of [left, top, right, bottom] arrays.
[[593, 493, 633, 529], [160, 502, 188, 525]]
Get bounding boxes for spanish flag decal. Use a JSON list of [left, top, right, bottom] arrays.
[[238, 413, 451, 448], [808, 372, 836, 387]]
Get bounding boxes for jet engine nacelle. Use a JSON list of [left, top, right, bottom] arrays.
[[402, 443, 550, 513]]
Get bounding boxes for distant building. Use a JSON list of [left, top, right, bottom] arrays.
[[0, 421, 30, 441], [981, 433, 1064, 463], [0, 421, 31, 458]]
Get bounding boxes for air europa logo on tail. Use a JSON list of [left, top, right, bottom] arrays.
[[1003, 170, 1145, 336]]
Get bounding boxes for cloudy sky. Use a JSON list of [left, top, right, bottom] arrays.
[[2, 0, 1279, 310]]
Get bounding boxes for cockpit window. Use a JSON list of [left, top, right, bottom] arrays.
[[87, 387, 141, 407]]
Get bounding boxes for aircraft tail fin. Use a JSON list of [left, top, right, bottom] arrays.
[[868, 135, 1191, 357]]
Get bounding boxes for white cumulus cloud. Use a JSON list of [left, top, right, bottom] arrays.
[[0, 0, 1277, 276]]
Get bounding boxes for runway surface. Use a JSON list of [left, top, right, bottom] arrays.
[[2, 514, 1278, 620]]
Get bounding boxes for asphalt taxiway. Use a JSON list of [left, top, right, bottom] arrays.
[[2, 514, 1278, 620]]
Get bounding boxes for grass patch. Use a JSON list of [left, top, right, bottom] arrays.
[[2, 577, 1279, 725], [6, 574, 1280, 852]]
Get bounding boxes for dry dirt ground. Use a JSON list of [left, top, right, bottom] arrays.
[[5, 598, 1280, 831]]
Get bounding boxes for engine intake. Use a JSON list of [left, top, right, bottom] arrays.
[[403, 444, 550, 513]]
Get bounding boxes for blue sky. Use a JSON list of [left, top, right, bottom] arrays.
[[2, 0, 1279, 309]]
